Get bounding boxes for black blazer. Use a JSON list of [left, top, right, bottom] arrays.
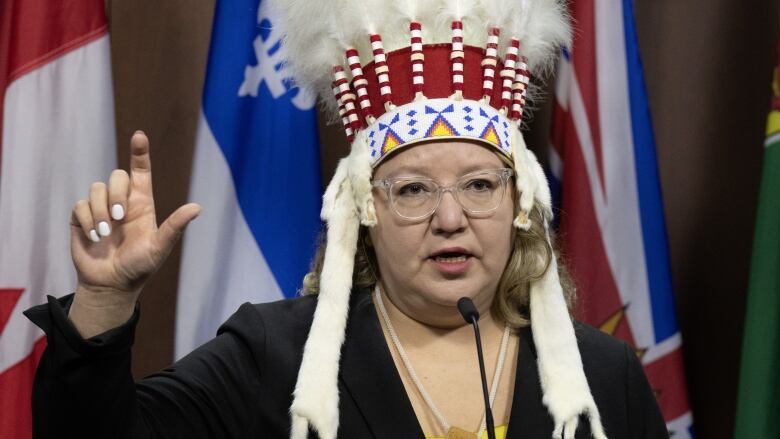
[[26, 289, 667, 438]]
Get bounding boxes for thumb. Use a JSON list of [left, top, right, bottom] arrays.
[[155, 203, 202, 252]]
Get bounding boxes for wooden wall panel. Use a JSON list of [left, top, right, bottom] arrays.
[[635, 2, 778, 436], [107, 0, 215, 379]]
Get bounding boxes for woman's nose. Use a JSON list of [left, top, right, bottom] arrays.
[[431, 190, 467, 233]]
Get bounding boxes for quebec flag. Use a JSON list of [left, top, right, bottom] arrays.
[[175, 0, 321, 358]]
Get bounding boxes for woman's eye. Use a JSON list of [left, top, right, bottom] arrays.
[[465, 179, 494, 191], [397, 182, 429, 196]]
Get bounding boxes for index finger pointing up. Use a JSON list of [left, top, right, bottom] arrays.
[[130, 131, 153, 196]]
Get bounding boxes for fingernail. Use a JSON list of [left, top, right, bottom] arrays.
[[111, 204, 125, 220], [98, 221, 111, 237], [89, 229, 100, 243], [134, 130, 145, 135]]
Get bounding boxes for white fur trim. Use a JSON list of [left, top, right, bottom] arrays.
[[290, 169, 360, 439], [530, 242, 608, 439], [525, 147, 553, 219], [511, 126, 536, 229], [321, 157, 351, 222], [347, 131, 377, 226], [289, 413, 309, 439], [511, 126, 554, 230]]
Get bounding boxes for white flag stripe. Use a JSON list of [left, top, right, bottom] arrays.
[[642, 332, 682, 365], [594, 0, 655, 348], [559, 35, 655, 348], [554, 57, 571, 113], [548, 141, 563, 181], [560, 55, 655, 345], [564, 59, 655, 349], [175, 112, 284, 359], [0, 35, 116, 371], [666, 412, 694, 439]]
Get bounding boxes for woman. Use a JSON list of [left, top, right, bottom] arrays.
[[25, 0, 667, 438]]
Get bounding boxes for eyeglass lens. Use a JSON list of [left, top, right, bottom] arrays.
[[389, 171, 507, 219]]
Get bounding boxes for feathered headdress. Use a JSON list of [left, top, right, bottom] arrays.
[[271, 1, 608, 438]]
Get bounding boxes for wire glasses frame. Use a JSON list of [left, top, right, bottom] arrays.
[[371, 168, 514, 221]]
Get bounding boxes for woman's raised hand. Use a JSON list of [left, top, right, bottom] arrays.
[[68, 132, 201, 337]]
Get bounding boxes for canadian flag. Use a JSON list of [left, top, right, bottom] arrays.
[[0, 0, 116, 437]]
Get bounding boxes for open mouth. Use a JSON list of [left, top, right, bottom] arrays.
[[431, 252, 471, 263], [429, 249, 473, 275], [429, 248, 474, 266]]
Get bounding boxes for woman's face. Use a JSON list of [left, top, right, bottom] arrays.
[[369, 140, 515, 326]]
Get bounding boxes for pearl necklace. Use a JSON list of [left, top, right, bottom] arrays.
[[374, 286, 511, 439]]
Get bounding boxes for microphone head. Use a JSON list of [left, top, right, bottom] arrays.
[[457, 297, 480, 323]]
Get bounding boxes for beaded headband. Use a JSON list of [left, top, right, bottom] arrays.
[[330, 23, 531, 166]]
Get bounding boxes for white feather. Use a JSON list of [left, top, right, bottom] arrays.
[[476, 0, 523, 62], [436, 0, 485, 48], [509, 0, 532, 40], [492, 0, 524, 50], [440, 0, 476, 20], [273, 0, 570, 134], [332, 0, 370, 61], [524, 0, 571, 76], [395, 0, 420, 20], [353, 0, 381, 34], [476, 0, 514, 28], [389, 0, 440, 49], [270, 0, 344, 115]]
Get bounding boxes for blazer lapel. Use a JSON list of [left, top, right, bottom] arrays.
[[339, 290, 424, 438]]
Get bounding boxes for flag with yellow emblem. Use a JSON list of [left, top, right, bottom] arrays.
[[734, 33, 780, 438]]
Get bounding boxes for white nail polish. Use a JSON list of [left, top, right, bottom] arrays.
[[111, 204, 125, 220], [98, 221, 111, 237], [89, 229, 100, 243]]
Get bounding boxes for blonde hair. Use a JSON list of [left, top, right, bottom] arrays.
[[301, 201, 576, 328]]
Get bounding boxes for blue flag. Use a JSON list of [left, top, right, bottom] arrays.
[[176, 0, 321, 357]]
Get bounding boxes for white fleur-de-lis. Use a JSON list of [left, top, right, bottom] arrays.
[[238, 4, 315, 110]]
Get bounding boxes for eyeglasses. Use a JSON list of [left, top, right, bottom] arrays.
[[371, 168, 514, 221]]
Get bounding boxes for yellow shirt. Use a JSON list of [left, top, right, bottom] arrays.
[[425, 424, 508, 439]]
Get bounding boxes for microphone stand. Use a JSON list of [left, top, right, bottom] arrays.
[[457, 298, 497, 439]]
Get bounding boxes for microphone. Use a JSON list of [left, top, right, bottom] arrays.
[[457, 297, 496, 439]]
